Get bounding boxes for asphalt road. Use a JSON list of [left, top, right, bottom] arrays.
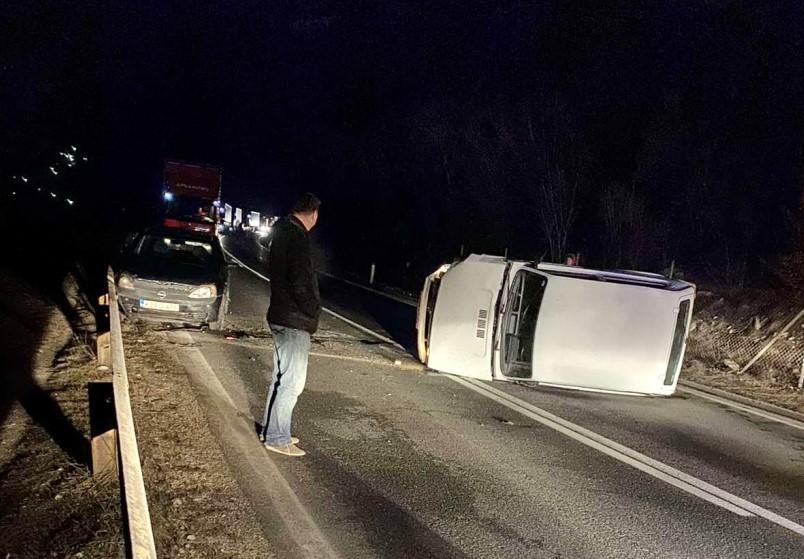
[[168, 233, 804, 558]]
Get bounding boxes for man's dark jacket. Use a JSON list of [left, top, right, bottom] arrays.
[[266, 215, 321, 333]]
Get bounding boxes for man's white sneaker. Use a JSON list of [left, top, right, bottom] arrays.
[[264, 442, 306, 457], [258, 435, 299, 445]]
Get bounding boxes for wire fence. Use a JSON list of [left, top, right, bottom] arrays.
[[687, 305, 804, 388]]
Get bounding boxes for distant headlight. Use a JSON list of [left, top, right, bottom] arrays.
[[188, 284, 217, 299], [118, 274, 135, 289]]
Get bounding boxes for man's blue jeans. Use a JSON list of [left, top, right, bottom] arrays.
[[261, 324, 311, 446]]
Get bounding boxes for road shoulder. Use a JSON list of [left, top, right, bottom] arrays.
[[122, 322, 276, 558]]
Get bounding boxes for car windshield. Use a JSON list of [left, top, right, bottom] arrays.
[[136, 235, 217, 268]]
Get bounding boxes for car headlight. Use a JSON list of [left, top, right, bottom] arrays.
[[118, 273, 135, 289], [188, 284, 217, 299]]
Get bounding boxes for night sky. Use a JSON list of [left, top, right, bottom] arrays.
[[4, 1, 804, 286]]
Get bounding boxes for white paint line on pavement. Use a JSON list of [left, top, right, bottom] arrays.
[[226, 241, 803, 434], [319, 307, 405, 349], [448, 375, 751, 517], [170, 331, 342, 559], [336, 270, 804, 431], [319, 271, 418, 307], [223, 241, 804, 536], [222, 246, 271, 282], [223, 247, 406, 350], [450, 375, 804, 537], [204, 334, 423, 371], [677, 385, 804, 433]]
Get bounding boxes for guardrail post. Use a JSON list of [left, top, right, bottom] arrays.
[[97, 332, 112, 367], [89, 381, 118, 480], [97, 294, 111, 367]]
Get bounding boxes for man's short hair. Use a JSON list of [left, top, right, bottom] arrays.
[[291, 192, 321, 214]]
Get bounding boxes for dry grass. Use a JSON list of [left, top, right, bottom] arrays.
[[123, 322, 275, 558], [0, 340, 124, 559], [684, 288, 804, 413], [2, 266, 275, 558]]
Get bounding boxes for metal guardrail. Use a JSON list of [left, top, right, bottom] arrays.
[[677, 379, 804, 429], [318, 270, 418, 307], [106, 268, 158, 559]]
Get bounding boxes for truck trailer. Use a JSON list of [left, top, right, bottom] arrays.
[[162, 160, 222, 236]]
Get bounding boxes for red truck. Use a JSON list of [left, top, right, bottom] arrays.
[[162, 160, 222, 235]]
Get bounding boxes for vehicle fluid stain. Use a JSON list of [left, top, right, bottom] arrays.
[[475, 512, 546, 551], [287, 389, 479, 559]]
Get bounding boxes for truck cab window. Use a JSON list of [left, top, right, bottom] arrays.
[[502, 270, 548, 378]]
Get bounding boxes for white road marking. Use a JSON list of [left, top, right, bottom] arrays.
[[224, 240, 804, 537], [204, 334, 422, 370], [170, 330, 342, 559], [222, 246, 405, 349], [318, 307, 404, 349], [314, 249, 803, 434], [451, 375, 804, 537], [677, 384, 804, 433], [222, 247, 271, 282], [318, 271, 418, 307]]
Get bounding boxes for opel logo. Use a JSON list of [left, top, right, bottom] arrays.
[[156, 290, 167, 299]]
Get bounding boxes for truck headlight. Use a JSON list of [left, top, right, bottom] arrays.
[[188, 284, 217, 299], [118, 274, 135, 290]]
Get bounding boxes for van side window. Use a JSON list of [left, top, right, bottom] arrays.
[[502, 271, 548, 378]]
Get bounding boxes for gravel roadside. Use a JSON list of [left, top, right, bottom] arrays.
[[0, 269, 123, 559], [122, 321, 275, 558]]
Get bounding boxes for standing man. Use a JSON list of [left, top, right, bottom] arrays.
[[260, 193, 321, 456]]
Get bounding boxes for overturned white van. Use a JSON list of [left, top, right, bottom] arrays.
[[416, 255, 695, 396]]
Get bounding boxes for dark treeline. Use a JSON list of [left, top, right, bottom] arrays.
[[279, 1, 804, 287], [4, 1, 804, 288]]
